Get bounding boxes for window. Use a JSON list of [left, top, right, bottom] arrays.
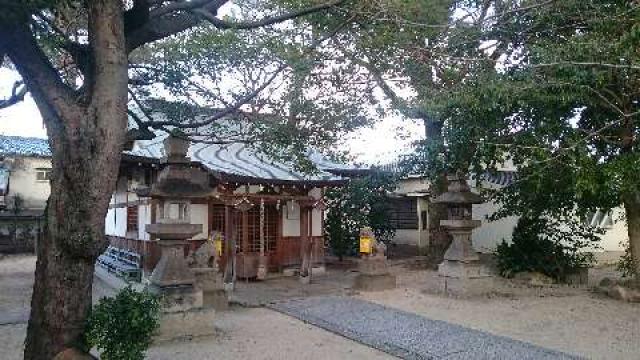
[[36, 168, 51, 182], [388, 198, 419, 230]]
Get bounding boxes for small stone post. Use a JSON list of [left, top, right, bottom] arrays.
[[353, 227, 396, 291]]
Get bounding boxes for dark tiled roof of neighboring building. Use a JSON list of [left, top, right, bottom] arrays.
[[0, 135, 51, 157]]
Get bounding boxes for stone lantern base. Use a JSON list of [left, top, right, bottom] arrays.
[[353, 257, 396, 292], [438, 260, 494, 297], [154, 306, 217, 342]]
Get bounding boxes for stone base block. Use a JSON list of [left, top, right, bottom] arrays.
[[154, 307, 216, 342], [311, 265, 326, 276], [193, 268, 223, 293], [358, 259, 389, 276], [440, 275, 495, 297], [203, 289, 228, 310], [353, 273, 396, 292], [282, 268, 299, 277], [438, 260, 493, 279], [299, 275, 311, 284], [149, 284, 203, 313]]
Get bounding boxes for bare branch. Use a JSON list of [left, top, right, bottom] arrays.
[[0, 20, 78, 118], [195, 0, 345, 30], [0, 81, 28, 109]]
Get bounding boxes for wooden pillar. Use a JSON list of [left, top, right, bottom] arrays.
[[299, 204, 311, 279], [223, 204, 235, 288]]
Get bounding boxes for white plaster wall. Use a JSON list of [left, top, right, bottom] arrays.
[[7, 157, 52, 209], [105, 206, 127, 237], [598, 207, 627, 252], [395, 177, 429, 195], [190, 203, 209, 240], [282, 200, 300, 237], [471, 201, 519, 253], [137, 203, 152, 240], [392, 229, 420, 245], [416, 198, 430, 248], [311, 208, 322, 236]]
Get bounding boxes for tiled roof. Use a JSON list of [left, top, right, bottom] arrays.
[[474, 170, 517, 187], [127, 135, 356, 183], [0, 133, 360, 183], [0, 135, 51, 157]]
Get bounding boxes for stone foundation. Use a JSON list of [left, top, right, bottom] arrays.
[[353, 273, 397, 291], [203, 289, 229, 310], [150, 284, 203, 313], [439, 275, 495, 297], [155, 307, 216, 342], [353, 258, 396, 291], [438, 260, 494, 297]]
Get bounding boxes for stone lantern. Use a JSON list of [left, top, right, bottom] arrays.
[[143, 135, 216, 341], [433, 173, 492, 296]]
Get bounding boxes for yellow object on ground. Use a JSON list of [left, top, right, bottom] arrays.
[[360, 236, 373, 254]]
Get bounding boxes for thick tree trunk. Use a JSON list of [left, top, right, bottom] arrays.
[[422, 118, 450, 265], [622, 191, 640, 287], [7, 1, 130, 358]]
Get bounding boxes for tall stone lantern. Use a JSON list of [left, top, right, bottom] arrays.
[[143, 135, 216, 341], [433, 173, 492, 296]]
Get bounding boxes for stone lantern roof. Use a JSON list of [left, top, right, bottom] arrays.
[[432, 175, 483, 205], [142, 135, 212, 199]]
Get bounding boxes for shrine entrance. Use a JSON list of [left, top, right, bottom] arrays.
[[210, 202, 281, 278]]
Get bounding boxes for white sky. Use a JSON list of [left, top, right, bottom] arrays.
[[0, 68, 424, 165]]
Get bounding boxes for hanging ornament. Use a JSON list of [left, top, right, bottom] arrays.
[[234, 196, 254, 212], [259, 198, 265, 256]]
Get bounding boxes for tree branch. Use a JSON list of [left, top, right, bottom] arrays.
[[0, 20, 77, 118], [0, 81, 28, 109], [126, 0, 346, 52], [195, 0, 345, 30]]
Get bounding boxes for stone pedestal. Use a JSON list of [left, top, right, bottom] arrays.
[[154, 307, 217, 342], [257, 255, 268, 280], [147, 223, 216, 341], [353, 258, 396, 291], [437, 221, 494, 297], [193, 268, 228, 310]]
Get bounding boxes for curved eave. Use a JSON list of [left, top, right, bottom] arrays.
[[209, 169, 347, 187]]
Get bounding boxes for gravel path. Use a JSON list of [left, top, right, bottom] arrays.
[[270, 296, 581, 360]]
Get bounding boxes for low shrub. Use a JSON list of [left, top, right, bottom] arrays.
[[495, 216, 599, 281], [84, 287, 160, 360], [617, 241, 636, 278]]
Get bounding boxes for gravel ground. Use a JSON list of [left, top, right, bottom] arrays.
[[270, 296, 579, 360]]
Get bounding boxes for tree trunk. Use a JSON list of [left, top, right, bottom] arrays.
[[12, 1, 129, 358], [622, 191, 640, 287], [422, 117, 450, 265]]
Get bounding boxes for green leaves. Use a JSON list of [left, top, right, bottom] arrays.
[[325, 171, 397, 258], [495, 216, 600, 281], [84, 287, 160, 360]]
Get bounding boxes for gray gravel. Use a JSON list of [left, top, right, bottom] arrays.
[[269, 296, 583, 360]]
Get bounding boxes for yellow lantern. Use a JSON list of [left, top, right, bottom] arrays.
[[359, 235, 373, 254], [213, 233, 223, 257]]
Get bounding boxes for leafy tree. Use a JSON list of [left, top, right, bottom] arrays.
[[0, 1, 377, 357], [325, 171, 396, 260], [411, 1, 640, 284]]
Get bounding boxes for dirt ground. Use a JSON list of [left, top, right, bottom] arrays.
[[0, 255, 390, 360], [359, 264, 640, 360], [1, 254, 639, 359]]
